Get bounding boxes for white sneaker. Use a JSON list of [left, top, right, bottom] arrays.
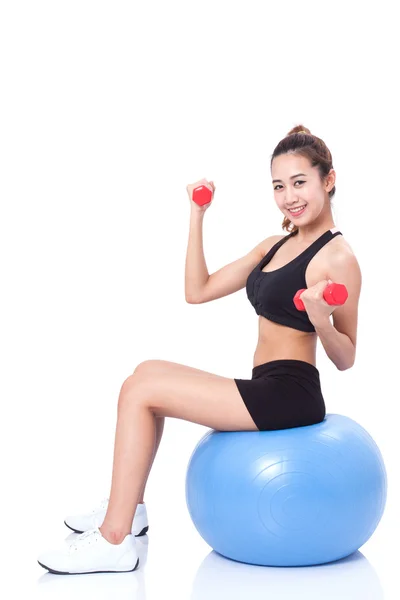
[[37, 527, 139, 574], [64, 497, 149, 537]]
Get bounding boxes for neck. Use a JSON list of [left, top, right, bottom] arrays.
[[296, 224, 335, 244], [295, 207, 335, 243]]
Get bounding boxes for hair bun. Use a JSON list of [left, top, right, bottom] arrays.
[[288, 125, 311, 136]]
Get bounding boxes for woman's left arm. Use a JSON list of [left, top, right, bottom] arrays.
[[314, 250, 362, 371]]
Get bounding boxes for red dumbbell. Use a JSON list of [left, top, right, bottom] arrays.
[[192, 185, 212, 206], [293, 283, 348, 311]]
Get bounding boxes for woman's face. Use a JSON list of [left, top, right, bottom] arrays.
[[271, 153, 335, 225]]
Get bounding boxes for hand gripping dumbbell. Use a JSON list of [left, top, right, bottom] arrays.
[[293, 282, 348, 311], [192, 185, 213, 206]]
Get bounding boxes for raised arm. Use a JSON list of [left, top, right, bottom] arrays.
[[185, 209, 283, 304]]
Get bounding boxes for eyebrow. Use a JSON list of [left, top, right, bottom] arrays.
[[272, 172, 307, 184]]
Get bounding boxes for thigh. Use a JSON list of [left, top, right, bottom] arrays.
[[130, 359, 260, 432]]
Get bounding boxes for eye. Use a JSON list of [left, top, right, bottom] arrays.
[[273, 180, 305, 191]]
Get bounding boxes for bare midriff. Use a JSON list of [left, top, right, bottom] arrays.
[[252, 229, 349, 369], [253, 321, 318, 368]]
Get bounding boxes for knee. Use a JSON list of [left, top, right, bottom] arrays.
[[118, 360, 161, 410], [133, 359, 163, 380], [131, 359, 168, 389], [118, 374, 143, 410]]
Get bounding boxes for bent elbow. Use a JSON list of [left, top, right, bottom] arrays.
[[185, 294, 201, 304], [337, 359, 355, 371]]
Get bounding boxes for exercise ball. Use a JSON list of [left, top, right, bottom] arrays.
[[185, 414, 387, 567]]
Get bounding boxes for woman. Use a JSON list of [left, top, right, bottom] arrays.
[[37, 125, 362, 575]]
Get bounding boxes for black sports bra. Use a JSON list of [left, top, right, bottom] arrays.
[[245, 228, 343, 332]]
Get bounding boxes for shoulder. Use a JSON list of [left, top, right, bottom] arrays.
[[259, 234, 287, 257], [326, 236, 362, 293], [327, 235, 360, 271]]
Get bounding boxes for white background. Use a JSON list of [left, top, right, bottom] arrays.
[[1, 1, 398, 598]]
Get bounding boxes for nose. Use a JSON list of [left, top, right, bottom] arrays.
[[283, 187, 300, 204], [286, 194, 301, 207]]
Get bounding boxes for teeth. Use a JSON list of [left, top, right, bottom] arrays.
[[289, 206, 306, 213]]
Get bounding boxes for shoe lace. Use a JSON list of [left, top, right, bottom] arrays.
[[69, 528, 101, 553]]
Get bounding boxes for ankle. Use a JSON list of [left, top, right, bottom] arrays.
[[99, 526, 129, 545]]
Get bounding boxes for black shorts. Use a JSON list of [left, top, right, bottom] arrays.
[[234, 359, 326, 431]]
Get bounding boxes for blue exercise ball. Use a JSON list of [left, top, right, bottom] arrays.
[[185, 414, 387, 567]]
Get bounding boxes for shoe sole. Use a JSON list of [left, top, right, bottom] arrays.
[[37, 557, 139, 575], [64, 521, 149, 537]]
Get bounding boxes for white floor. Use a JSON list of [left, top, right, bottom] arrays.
[[32, 518, 394, 600], [32, 527, 394, 600], [7, 503, 399, 600]]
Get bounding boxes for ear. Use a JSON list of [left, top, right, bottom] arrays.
[[325, 169, 336, 193]]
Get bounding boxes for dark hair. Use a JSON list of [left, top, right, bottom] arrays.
[[270, 125, 335, 235]]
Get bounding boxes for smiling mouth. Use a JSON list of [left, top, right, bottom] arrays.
[[288, 205, 307, 215]]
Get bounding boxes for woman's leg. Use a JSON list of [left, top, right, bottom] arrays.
[[137, 416, 165, 504], [99, 359, 258, 544], [100, 378, 156, 544]]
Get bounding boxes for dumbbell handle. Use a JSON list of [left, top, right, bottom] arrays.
[[192, 185, 212, 206], [293, 283, 348, 311]]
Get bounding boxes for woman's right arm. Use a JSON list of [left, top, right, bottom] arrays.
[[185, 208, 282, 304], [184, 178, 282, 304]]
